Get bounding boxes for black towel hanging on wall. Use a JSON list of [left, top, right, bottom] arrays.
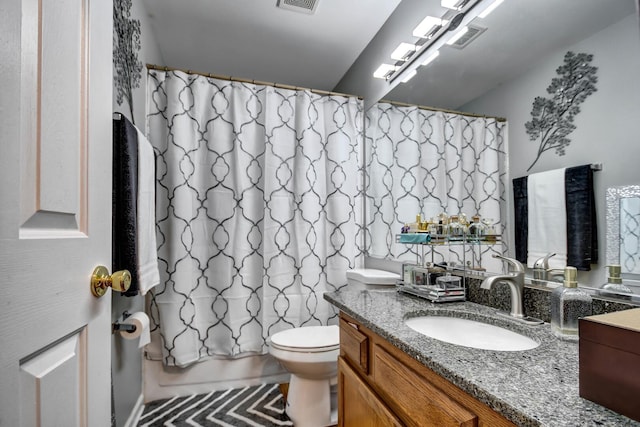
[[513, 176, 528, 265], [565, 164, 598, 270], [112, 115, 140, 296]]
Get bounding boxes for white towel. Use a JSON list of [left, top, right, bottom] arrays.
[[136, 128, 160, 295], [527, 168, 567, 270]]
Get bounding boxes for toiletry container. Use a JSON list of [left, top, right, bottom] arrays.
[[600, 264, 632, 295], [436, 273, 462, 290], [429, 265, 446, 285], [467, 215, 485, 238], [447, 215, 465, 240], [579, 308, 640, 422], [551, 266, 592, 336]]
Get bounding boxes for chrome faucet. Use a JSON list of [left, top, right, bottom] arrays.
[[481, 254, 525, 319], [532, 253, 555, 285], [532, 253, 564, 284]]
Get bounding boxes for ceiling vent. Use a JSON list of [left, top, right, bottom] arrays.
[[448, 24, 486, 49], [277, 0, 319, 14]]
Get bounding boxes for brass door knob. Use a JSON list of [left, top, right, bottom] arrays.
[[90, 266, 131, 297]]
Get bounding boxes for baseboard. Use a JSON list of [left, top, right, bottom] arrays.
[[143, 354, 290, 402], [124, 394, 144, 427]]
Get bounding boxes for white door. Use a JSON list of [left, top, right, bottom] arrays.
[[1, 0, 113, 426]]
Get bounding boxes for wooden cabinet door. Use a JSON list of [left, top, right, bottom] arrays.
[[338, 357, 404, 427], [373, 345, 478, 427]]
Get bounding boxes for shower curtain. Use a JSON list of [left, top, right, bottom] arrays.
[[146, 69, 364, 367], [365, 102, 508, 269]]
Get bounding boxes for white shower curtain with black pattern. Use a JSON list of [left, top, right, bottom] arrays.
[[146, 69, 364, 367], [365, 102, 508, 272]]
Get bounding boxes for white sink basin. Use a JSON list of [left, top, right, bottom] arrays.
[[405, 316, 539, 351]]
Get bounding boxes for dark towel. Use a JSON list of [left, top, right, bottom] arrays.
[[512, 165, 598, 271], [565, 165, 598, 270], [113, 116, 140, 296], [512, 176, 528, 264]]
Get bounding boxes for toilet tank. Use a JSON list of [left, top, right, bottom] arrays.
[[346, 268, 400, 291]]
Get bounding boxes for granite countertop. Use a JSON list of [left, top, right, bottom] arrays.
[[325, 289, 640, 427]]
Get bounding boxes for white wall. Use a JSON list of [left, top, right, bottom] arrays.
[[462, 14, 640, 287], [111, 1, 164, 425], [112, 0, 164, 127]]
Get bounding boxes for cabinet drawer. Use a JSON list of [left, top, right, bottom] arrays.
[[340, 317, 369, 374], [373, 344, 478, 427]]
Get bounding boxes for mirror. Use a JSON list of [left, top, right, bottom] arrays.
[[363, 0, 640, 301], [380, 0, 636, 109], [607, 185, 640, 278]]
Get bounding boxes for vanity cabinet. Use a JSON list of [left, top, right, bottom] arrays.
[[338, 357, 403, 426], [338, 313, 516, 427]]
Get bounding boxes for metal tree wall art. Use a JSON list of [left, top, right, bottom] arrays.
[[524, 51, 598, 171], [113, 0, 142, 124]]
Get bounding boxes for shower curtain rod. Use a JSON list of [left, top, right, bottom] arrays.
[[378, 98, 507, 123], [146, 64, 363, 100]]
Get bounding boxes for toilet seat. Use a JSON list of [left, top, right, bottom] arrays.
[[270, 325, 339, 353], [268, 326, 340, 426]]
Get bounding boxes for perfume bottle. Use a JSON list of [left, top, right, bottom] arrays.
[[550, 266, 592, 336], [467, 215, 485, 238]]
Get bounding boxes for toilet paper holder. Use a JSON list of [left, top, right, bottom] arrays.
[[112, 311, 137, 334]]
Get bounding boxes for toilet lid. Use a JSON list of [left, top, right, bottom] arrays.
[[346, 268, 400, 285], [270, 325, 339, 351]]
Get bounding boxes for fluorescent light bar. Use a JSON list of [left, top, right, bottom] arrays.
[[390, 43, 417, 61], [421, 50, 440, 66], [441, 0, 465, 10], [413, 16, 448, 38], [446, 26, 468, 45], [373, 63, 398, 79], [478, 0, 504, 18], [401, 69, 417, 83]]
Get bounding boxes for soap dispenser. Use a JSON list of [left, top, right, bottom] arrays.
[[550, 266, 592, 336], [600, 264, 632, 295]]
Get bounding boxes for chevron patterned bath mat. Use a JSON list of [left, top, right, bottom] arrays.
[[137, 383, 293, 427]]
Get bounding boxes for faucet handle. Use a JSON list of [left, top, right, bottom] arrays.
[[533, 253, 556, 269], [492, 254, 525, 274]]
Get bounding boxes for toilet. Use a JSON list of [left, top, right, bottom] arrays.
[[268, 268, 400, 426], [345, 267, 401, 291]]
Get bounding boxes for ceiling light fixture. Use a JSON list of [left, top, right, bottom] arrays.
[[478, 0, 504, 18], [390, 43, 417, 61], [421, 50, 440, 66], [401, 69, 417, 83], [447, 26, 469, 45], [374, 0, 495, 83], [441, 0, 468, 10], [413, 16, 449, 39], [373, 63, 398, 79]]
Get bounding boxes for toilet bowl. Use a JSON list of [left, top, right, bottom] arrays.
[[269, 325, 340, 427], [268, 269, 400, 426]]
